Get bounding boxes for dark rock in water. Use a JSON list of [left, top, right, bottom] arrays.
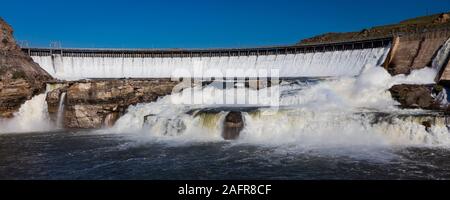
[[389, 84, 441, 110], [0, 18, 53, 118], [421, 121, 432, 132], [225, 112, 243, 123], [223, 112, 244, 140]]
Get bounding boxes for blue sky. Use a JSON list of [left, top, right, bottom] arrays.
[[1, 0, 449, 48]]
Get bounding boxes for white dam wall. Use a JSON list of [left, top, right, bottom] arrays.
[[30, 47, 390, 80]]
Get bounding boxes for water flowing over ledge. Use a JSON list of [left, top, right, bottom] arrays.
[[3, 38, 450, 150], [0, 94, 52, 133], [31, 47, 390, 79], [106, 64, 449, 148]]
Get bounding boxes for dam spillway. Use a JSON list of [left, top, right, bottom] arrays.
[[23, 37, 392, 80]]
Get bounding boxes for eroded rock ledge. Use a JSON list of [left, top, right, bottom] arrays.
[[47, 79, 179, 128]]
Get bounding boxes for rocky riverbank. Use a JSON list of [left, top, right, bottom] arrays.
[[0, 18, 52, 118], [46, 79, 179, 128]]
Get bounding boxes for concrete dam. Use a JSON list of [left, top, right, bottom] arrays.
[[14, 30, 450, 140], [5, 9, 450, 180], [22, 37, 392, 80]]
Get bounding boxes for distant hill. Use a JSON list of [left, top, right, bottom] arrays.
[[298, 12, 450, 45]]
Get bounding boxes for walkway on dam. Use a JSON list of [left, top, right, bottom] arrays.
[[21, 37, 392, 58]]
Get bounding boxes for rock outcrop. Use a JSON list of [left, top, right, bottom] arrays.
[[434, 14, 450, 24], [389, 84, 443, 110], [46, 79, 179, 128], [222, 112, 244, 140], [0, 18, 52, 117]]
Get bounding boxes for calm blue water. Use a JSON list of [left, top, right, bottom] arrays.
[[0, 130, 450, 180]]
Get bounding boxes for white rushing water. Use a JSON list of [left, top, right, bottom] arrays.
[[5, 42, 450, 149], [110, 63, 450, 147], [432, 37, 450, 72], [56, 92, 66, 128], [31, 47, 389, 80], [108, 41, 450, 147], [0, 94, 53, 133]]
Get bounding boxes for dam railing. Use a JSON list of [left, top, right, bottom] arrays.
[[22, 37, 392, 58]]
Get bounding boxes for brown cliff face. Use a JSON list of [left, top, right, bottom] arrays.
[[46, 79, 179, 129], [0, 18, 53, 117]]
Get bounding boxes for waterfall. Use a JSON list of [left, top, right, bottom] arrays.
[[103, 112, 120, 128], [427, 37, 450, 107], [56, 92, 66, 128], [31, 47, 390, 80], [110, 93, 226, 141], [432, 37, 450, 72], [239, 110, 450, 147], [0, 93, 53, 133], [110, 64, 448, 147]]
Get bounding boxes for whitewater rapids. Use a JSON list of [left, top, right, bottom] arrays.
[[109, 64, 450, 148], [4, 41, 450, 150]]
